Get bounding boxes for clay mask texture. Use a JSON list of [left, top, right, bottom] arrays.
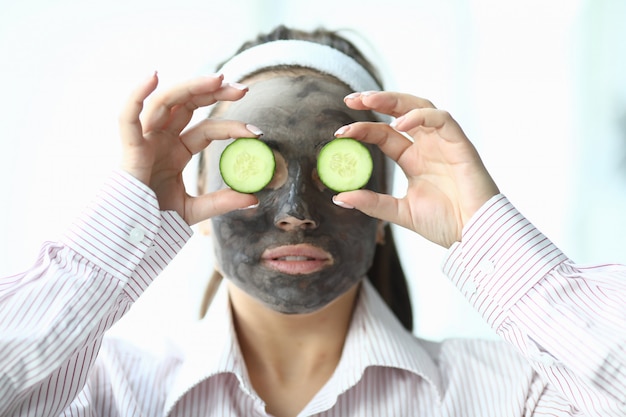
[[204, 74, 385, 314]]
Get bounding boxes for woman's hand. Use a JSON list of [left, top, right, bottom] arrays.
[[119, 73, 260, 225], [334, 91, 499, 248]]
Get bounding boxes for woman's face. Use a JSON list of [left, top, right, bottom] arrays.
[[203, 73, 385, 314]]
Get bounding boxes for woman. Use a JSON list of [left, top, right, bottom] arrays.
[[0, 26, 624, 416]]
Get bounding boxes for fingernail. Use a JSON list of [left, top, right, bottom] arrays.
[[345, 92, 361, 100], [246, 124, 264, 136], [334, 125, 349, 136], [144, 70, 158, 82], [225, 81, 248, 91], [238, 202, 259, 210], [361, 90, 380, 97], [390, 115, 405, 129], [332, 196, 354, 209]]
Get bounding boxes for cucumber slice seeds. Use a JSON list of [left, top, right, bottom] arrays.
[[317, 138, 373, 192], [219, 138, 276, 193]]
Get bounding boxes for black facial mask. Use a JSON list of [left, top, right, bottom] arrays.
[[205, 75, 385, 314]]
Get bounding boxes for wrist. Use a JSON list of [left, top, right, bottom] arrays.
[[120, 163, 151, 187]]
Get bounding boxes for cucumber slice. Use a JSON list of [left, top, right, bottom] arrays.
[[317, 138, 373, 192], [219, 138, 276, 193]]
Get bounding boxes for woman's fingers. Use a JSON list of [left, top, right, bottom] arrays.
[[333, 189, 403, 226], [119, 73, 160, 184], [164, 82, 250, 134], [338, 106, 475, 173], [186, 189, 258, 225], [336, 122, 414, 164], [393, 108, 466, 144], [142, 74, 222, 130], [344, 91, 436, 118], [142, 75, 248, 133], [119, 72, 159, 146], [180, 119, 263, 155], [345, 91, 463, 144]]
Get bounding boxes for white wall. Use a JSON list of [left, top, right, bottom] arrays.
[[568, 1, 626, 264], [1, 0, 624, 342]]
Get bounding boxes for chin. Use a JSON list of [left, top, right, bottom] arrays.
[[258, 280, 362, 315], [228, 268, 364, 315], [266, 300, 330, 315], [260, 293, 336, 315]]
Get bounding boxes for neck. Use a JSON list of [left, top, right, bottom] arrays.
[[228, 281, 360, 381], [228, 281, 360, 416]]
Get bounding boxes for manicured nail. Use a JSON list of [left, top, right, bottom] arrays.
[[144, 70, 158, 83], [334, 125, 349, 136], [361, 90, 380, 97], [390, 115, 405, 129], [224, 81, 248, 90], [345, 92, 361, 100], [246, 124, 264, 136], [332, 196, 354, 209], [238, 202, 259, 210]]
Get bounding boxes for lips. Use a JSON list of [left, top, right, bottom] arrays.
[[261, 244, 333, 275]]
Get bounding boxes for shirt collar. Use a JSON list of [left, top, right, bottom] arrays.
[[164, 279, 443, 414], [163, 282, 262, 414], [353, 280, 443, 394], [301, 280, 443, 414]]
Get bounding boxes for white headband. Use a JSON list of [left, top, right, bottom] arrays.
[[216, 39, 383, 94]]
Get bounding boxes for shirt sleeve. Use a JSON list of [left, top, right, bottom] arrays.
[[442, 194, 626, 417], [0, 170, 193, 416]]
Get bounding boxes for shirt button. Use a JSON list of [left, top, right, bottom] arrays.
[[128, 227, 146, 244]]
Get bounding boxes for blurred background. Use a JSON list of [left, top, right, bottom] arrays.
[[1, 0, 624, 342]]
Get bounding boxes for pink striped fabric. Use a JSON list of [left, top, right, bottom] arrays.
[[0, 175, 624, 416]]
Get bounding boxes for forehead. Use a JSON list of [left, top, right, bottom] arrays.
[[218, 74, 373, 152]]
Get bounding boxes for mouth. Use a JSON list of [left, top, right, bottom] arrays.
[[261, 244, 333, 275]]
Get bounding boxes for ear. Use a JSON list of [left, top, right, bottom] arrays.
[[376, 220, 386, 245]]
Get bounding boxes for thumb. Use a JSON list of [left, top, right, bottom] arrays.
[[186, 189, 259, 225], [333, 189, 401, 225]]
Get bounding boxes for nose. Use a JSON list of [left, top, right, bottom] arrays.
[[273, 167, 319, 231]]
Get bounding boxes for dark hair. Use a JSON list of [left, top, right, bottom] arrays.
[[199, 25, 413, 331]]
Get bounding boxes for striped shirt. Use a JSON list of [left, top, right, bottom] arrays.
[[0, 171, 624, 416]]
